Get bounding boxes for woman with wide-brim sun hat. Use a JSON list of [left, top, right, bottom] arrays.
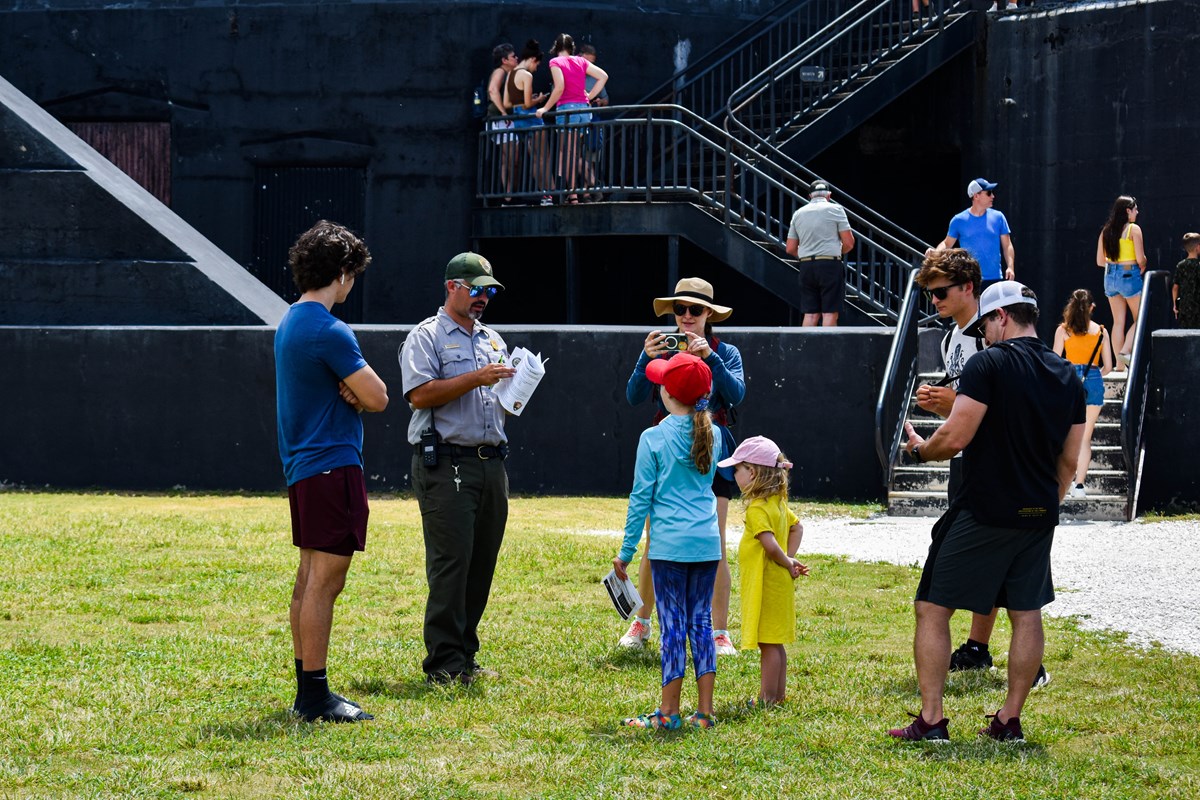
[[618, 277, 747, 656]]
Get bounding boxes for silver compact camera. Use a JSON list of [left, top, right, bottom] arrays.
[[660, 332, 689, 352]]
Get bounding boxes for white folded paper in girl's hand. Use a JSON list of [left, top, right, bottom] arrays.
[[493, 346, 547, 416], [602, 569, 644, 620]]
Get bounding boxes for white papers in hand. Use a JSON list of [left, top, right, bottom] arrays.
[[602, 569, 643, 620], [494, 346, 546, 416]]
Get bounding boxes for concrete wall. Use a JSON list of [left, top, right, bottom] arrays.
[[1140, 331, 1200, 514], [0, 325, 892, 501], [977, 1, 1200, 338]]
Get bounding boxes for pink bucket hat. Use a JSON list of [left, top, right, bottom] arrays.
[[717, 435, 793, 469]]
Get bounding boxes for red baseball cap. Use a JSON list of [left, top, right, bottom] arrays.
[[645, 352, 712, 406]]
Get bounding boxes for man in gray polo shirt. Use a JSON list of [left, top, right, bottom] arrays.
[[400, 252, 516, 685], [785, 180, 856, 327]]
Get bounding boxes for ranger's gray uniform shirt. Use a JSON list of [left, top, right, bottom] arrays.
[[400, 308, 509, 446], [787, 198, 851, 258]]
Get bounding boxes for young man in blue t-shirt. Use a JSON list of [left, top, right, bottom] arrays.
[[926, 177, 1016, 291], [274, 221, 388, 722]]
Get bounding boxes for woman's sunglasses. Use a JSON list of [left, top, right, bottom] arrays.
[[924, 283, 964, 301], [673, 303, 707, 317]]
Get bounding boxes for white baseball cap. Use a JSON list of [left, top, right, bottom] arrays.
[[966, 280, 1037, 338]]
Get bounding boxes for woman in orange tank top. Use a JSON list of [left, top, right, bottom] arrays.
[[1052, 289, 1113, 498]]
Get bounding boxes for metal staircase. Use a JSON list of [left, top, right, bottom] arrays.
[[889, 371, 1131, 521], [477, 0, 984, 325], [724, 0, 980, 163]]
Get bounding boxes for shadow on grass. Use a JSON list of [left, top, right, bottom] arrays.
[[912, 740, 1049, 762], [591, 646, 661, 671], [198, 709, 315, 742], [878, 668, 1008, 699], [351, 675, 491, 701]]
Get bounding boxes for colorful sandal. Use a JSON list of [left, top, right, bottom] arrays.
[[686, 711, 717, 728], [620, 709, 682, 730]]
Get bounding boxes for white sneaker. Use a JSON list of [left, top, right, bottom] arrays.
[[619, 618, 651, 648], [713, 631, 738, 656], [987, 2, 998, 10], [1070, 484, 1086, 499], [1006, 2, 1018, 9]]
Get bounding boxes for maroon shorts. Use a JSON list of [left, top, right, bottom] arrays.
[[288, 465, 369, 556]]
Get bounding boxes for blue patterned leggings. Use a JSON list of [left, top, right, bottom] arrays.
[[651, 559, 718, 686]]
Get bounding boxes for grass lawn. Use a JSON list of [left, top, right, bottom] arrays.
[[0, 492, 1196, 799]]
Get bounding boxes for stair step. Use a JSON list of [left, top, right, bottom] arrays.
[[887, 491, 1129, 522], [892, 467, 1129, 494]]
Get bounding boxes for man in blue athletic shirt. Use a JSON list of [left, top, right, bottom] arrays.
[[927, 177, 1016, 292], [274, 220, 389, 723]]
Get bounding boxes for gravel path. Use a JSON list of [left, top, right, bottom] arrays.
[[587, 516, 1200, 656], [783, 515, 1200, 656]]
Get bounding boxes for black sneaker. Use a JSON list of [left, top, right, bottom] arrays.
[[298, 696, 374, 723], [888, 712, 950, 742], [1031, 664, 1051, 689], [949, 641, 993, 671], [978, 711, 1024, 742]]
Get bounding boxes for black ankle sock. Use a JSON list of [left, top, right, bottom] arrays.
[[293, 659, 303, 709], [966, 638, 990, 651], [300, 668, 332, 708]]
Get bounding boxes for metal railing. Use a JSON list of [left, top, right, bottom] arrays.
[[1120, 269, 1172, 520], [477, 104, 929, 322], [874, 267, 923, 494], [631, 0, 846, 123], [725, 0, 973, 149]]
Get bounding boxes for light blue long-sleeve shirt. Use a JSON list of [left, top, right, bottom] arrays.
[[619, 413, 723, 564], [626, 339, 745, 481]]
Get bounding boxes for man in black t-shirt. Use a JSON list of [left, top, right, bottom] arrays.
[[888, 281, 1086, 743]]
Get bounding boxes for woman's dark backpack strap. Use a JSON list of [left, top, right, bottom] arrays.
[[1082, 326, 1105, 378]]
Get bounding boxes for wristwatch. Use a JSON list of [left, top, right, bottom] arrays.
[[911, 445, 924, 463]]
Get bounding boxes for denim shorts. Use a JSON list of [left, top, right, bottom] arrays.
[[1075, 364, 1104, 406], [1104, 262, 1143, 298], [555, 101, 592, 127]]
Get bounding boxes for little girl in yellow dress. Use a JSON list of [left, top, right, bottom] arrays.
[[719, 436, 809, 705]]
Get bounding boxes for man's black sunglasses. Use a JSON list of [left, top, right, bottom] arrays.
[[673, 303, 707, 317], [925, 283, 965, 301]]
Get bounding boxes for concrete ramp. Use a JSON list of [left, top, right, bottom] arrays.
[[0, 74, 287, 325]]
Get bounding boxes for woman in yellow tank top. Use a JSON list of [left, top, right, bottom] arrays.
[[1096, 195, 1147, 366], [1053, 289, 1113, 498]]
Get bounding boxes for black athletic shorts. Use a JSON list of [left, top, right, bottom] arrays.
[[916, 508, 1055, 614], [288, 465, 369, 556], [798, 259, 845, 315]]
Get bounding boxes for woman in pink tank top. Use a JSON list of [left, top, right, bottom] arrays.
[[536, 33, 608, 204]]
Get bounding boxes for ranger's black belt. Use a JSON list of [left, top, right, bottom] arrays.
[[416, 443, 509, 460]]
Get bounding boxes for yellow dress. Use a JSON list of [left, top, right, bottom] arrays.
[[738, 496, 799, 649]]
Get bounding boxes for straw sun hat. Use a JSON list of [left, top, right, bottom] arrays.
[[651, 277, 733, 323]]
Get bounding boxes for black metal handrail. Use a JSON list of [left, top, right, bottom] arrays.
[[630, 0, 845, 123], [477, 104, 927, 322], [1120, 270, 1172, 519], [874, 267, 923, 496], [725, 0, 972, 149]]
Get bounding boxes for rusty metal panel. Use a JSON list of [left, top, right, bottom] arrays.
[[66, 121, 172, 206]]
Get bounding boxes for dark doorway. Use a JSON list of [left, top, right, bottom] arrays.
[[251, 166, 368, 323]]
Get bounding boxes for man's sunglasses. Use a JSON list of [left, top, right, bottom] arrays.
[[673, 303, 708, 317], [456, 281, 499, 298], [925, 283, 965, 301]]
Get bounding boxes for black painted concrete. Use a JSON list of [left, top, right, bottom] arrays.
[[0, 325, 892, 501]]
